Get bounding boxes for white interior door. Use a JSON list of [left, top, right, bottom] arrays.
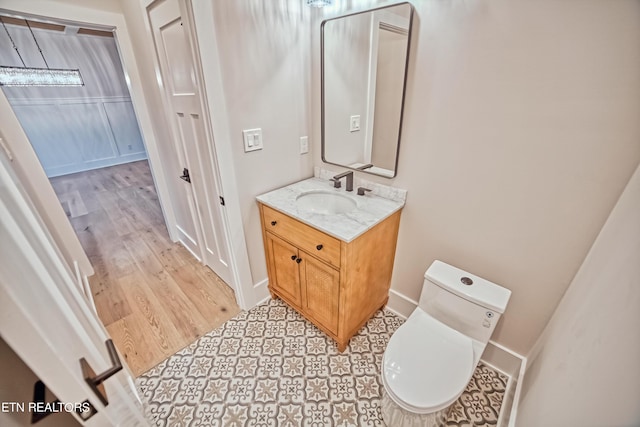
[[147, 0, 232, 285], [0, 149, 146, 426]]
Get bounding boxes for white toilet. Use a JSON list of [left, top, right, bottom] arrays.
[[381, 260, 511, 426]]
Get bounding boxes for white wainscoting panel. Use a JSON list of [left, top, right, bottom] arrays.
[[11, 103, 83, 171], [103, 101, 147, 156], [10, 98, 147, 177], [386, 288, 419, 319]]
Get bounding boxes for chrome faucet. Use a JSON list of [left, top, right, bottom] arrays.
[[331, 171, 354, 192]]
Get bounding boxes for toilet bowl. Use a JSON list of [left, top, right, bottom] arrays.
[[381, 260, 511, 427]]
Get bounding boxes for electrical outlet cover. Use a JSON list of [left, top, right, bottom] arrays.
[[300, 136, 309, 154], [349, 115, 361, 132]]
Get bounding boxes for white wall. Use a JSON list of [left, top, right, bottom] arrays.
[[312, 0, 640, 355], [517, 164, 640, 426], [0, 26, 129, 100], [194, 0, 314, 287]]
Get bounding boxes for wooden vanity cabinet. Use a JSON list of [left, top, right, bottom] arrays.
[[259, 203, 402, 351]]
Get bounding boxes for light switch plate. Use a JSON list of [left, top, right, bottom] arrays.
[[300, 136, 309, 154], [243, 128, 263, 152], [349, 115, 361, 132]]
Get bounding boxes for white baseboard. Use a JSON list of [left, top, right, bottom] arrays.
[[46, 153, 148, 178], [253, 278, 270, 305], [483, 340, 525, 378], [175, 227, 201, 262], [73, 260, 98, 316], [386, 288, 418, 319], [82, 275, 98, 316], [479, 340, 526, 427], [508, 356, 527, 427]]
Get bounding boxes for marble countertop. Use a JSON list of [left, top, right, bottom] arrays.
[[256, 177, 405, 242]]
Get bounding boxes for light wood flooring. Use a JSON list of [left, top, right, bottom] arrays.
[[49, 160, 240, 376]]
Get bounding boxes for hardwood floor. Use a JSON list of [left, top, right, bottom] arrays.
[[49, 160, 240, 376]]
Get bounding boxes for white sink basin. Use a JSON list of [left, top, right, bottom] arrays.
[[296, 190, 357, 215]]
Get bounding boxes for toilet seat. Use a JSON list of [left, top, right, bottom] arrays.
[[382, 309, 474, 414]]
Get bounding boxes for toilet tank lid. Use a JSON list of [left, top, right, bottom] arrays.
[[425, 260, 512, 313]]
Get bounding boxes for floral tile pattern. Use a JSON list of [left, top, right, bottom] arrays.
[[137, 299, 508, 426], [445, 363, 508, 427]]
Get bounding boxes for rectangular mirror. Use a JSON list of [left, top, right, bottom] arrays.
[[321, 2, 413, 178]]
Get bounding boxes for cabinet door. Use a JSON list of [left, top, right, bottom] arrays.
[[299, 253, 340, 335], [266, 233, 302, 306]]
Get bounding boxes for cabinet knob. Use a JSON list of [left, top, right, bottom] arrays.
[[270, 221, 277, 226], [296, 257, 302, 264], [316, 244, 323, 251], [291, 255, 297, 260]]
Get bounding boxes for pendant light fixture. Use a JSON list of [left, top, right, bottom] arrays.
[[307, 0, 333, 7], [0, 17, 84, 87]]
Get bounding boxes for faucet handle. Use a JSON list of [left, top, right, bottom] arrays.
[[357, 187, 372, 196], [330, 178, 342, 189]]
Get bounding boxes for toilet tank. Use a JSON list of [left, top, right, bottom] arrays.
[[419, 260, 511, 344]]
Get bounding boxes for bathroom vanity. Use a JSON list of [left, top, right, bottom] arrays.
[[257, 175, 404, 351]]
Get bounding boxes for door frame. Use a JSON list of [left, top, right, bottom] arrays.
[[186, 0, 255, 307], [0, 0, 256, 309], [145, 0, 231, 284], [142, 0, 255, 308]]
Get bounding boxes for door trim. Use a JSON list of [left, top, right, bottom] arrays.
[[188, 0, 256, 308], [144, 0, 256, 308]]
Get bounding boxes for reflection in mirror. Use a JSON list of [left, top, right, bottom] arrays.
[[321, 3, 413, 178]]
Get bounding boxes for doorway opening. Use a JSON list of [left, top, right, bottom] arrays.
[[0, 12, 240, 376]]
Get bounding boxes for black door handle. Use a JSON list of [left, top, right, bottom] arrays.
[[80, 339, 122, 406], [291, 255, 297, 260], [179, 168, 191, 183], [296, 257, 302, 264]]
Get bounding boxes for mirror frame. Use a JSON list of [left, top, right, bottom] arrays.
[[320, 2, 414, 178]]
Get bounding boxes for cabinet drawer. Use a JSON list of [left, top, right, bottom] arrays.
[[262, 205, 341, 268]]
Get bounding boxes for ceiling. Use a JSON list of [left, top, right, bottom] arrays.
[[0, 15, 113, 38]]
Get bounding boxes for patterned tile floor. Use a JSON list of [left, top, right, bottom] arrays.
[[137, 299, 508, 426]]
